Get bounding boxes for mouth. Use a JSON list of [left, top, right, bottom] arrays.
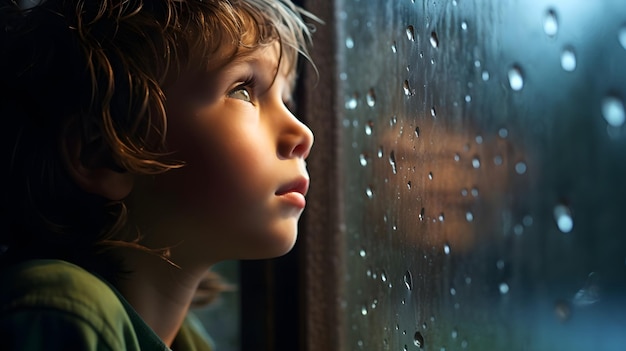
[[275, 176, 310, 197], [275, 176, 310, 210]]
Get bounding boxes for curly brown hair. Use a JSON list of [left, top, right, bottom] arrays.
[[0, 0, 316, 274]]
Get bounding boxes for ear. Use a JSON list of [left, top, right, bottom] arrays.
[[60, 134, 134, 201]]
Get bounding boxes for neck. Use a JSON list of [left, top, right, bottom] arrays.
[[114, 250, 209, 346]]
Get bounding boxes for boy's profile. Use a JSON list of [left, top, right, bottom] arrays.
[[0, 0, 316, 349]]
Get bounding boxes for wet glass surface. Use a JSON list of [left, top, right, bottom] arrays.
[[338, 0, 626, 349]]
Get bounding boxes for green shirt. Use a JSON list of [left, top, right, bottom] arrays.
[[0, 259, 214, 351]]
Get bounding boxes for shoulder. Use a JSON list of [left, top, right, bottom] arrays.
[[0, 259, 140, 350]]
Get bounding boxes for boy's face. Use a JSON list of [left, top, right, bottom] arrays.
[[135, 43, 313, 264]]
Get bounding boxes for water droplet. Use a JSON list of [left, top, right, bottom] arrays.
[[345, 94, 358, 110], [389, 150, 397, 174], [494, 155, 503, 165], [474, 60, 481, 68], [451, 329, 458, 339], [602, 96, 625, 127], [573, 272, 601, 306], [472, 157, 481, 169], [406, 25, 416, 41], [553, 204, 573, 233], [366, 88, 376, 107], [496, 259, 505, 270], [438, 213, 445, 222], [390, 115, 397, 126], [461, 21, 468, 31], [404, 270, 413, 291], [339, 72, 347, 81], [475, 135, 483, 144], [430, 31, 439, 48], [359, 153, 369, 167], [415, 126, 420, 138], [461, 188, 468, 197], [461, 340, 469, 348], [514, 224, 524, 235], [345, 36, 354, 49], [365, 121, 373, 136], [523, 215, 534, 226], [466, 211, 474, 222], [454, 153, 460, 162], [499, 282, 510, 294], [371, 298, 378, 309], [428, 172, 433, 180], [471, 188, 479, 197], [619, 26, 626, 50], [450, 287, 456, 296], [391, 41, 397, 53], [481, 71, 490, 81], [403, 80, 413, 96], [498, 128, 509, 138], [561, 47, 577, 72], [508, 65, 524, 91], [419, 207, 425, 221], [407, 181, 412, 189], [515, 161, 527, 174], [465, 94, 472, 103], [414, 331, 425, 348], [543, 9, 558, 37], [359, 248, 367, 257], [377, 146, 384, 158], [365, 186, 374, 199], [381, 271, 387, 282], [361, 304, 368, 315], [443, 243, 451, 255], [430, 107, 437, 117]]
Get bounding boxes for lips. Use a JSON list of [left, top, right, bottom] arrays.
[[275, 176, 310, 197]]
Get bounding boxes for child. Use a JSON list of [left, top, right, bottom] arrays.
[[0, 0, 316, 349]]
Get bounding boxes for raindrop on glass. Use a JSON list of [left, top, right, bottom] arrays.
[[554, 299, 572, 322], [602, 96, 625, 127], [494, 155, 503, 165], [475, 135, 483, 144], [366, 88, 376, 107], [389, 150, 398, 174], [419, 207, 425, 221], [496, 259, 505, 270], [415, 126, 420, 138], [430, 31, 439, 48], [365, 120, 373, 135], [407, 181, 412, 189], [404, 270, 413, 291], [377, 146, 384, 158], [472, 157, 481, 169], [403, 80, 413, 96], [391, 41, 397, 53], [414, 331, 425, 348], [498, 128, 509, 138], [428, 172, 433, 180], [481, 71, 490, 81], [499, 282, 510, 294], [554, 204, 573, 233], [515, 161, 527, 174], [438, 213, 445, 222], [345, 36, 355, 49], [465, 95, 472, 103], [543, 9, 558, 37], [430, 107, 437, 117], [454, 153, 460, 162], [561, 47, 577, 72], [359, 248, 367, 257], [466, 211, 474, 222], [443, 243, 451, 255], [450, 287, 456, 296], [406, 25, 416, 41], [461, 21, 468, 31], [365, 186, 374, 199], [508, 65, 524, 91], [471, 188, 479, 197], [451, 329, 458, 339], [345, 94, 358, 110], [361, 305, 368, 315], [359, 153, 369, 167], [381, 271, 387, 282], [390, 115, 397, 126]]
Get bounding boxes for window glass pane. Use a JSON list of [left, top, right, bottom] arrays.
[[338, 0, 626, 350]]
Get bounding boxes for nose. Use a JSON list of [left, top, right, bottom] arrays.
[[278, 111, 314, 160]]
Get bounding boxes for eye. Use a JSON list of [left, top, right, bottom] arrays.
[[228, 86, 252, 102]]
